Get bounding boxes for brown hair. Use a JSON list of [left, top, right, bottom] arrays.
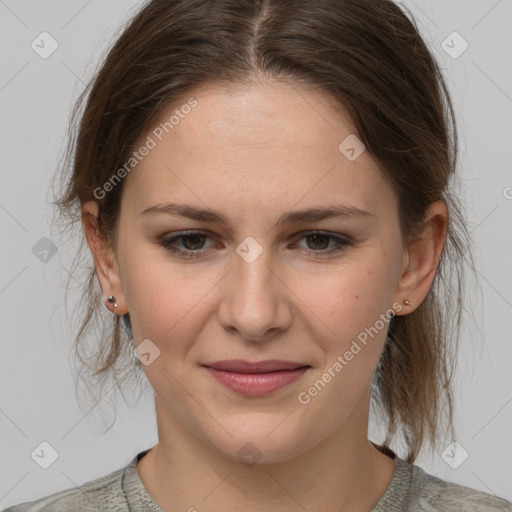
[[52, 0, 477, 462]]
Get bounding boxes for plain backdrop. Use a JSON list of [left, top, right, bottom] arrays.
[[1, 0, 511, 508]]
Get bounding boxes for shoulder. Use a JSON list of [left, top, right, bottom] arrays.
[[407, 462, 512, 512], [2, 464, 129, 512]]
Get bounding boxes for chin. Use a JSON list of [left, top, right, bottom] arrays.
[[202, 414, 313, 466]]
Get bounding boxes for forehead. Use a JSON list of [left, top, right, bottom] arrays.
[[121, 80, 396, 224]]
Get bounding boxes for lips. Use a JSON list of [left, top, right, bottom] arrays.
[[202, 359, 309, 373], [201, 360, 311, 397]]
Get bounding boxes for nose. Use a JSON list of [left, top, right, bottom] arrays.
[[217, 243, 293, 342]]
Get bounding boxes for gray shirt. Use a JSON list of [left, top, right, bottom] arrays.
[[4, 449, 512, 511]]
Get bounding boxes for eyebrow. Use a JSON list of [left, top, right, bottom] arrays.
[[139, 202, 375, 230]]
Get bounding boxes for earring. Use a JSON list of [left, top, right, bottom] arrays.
[[107, 295, 118, 313], [403, 298, 411, 306]]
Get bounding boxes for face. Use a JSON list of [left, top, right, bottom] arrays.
[[101, 79, 412, 463]]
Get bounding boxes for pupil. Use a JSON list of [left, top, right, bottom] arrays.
[[183, 234, 205, 250], [307, 234, 329, 250]]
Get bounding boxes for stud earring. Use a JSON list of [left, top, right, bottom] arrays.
[[107, 295, 118, 313], [403, 298, 411, 306]]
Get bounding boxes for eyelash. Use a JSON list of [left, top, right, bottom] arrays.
[[157, 230, 353, 259]]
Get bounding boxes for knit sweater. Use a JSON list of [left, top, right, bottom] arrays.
[[4, 448, 512, 511]]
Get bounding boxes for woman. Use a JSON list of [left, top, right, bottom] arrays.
[[6, 0, 511, 510]]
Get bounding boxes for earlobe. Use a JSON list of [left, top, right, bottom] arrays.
[[82, 201, 128, 315], [393, 200, 448, 315]]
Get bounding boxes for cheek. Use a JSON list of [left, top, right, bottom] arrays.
[[295, 261, 394, 423], [128, 280, 196, 346], [298, 256, 396, 351], [119, 243, 198, 345]]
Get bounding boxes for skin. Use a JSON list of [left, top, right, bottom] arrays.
[[83, 77, 448, 511]]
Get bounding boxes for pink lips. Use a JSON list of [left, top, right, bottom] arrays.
[[202, 359, 310, 397]]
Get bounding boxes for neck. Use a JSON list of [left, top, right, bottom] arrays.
[[137, 396, 396, 512]]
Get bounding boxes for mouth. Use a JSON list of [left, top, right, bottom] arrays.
[[201, 360, 311, 396]]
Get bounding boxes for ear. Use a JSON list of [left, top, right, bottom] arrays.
[[82, 201, 128, 315], [392, 200, 448, 315]]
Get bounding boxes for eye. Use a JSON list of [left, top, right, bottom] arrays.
[[157, 230, 353, 259], [158, 231, 214, 258], [292, 231, 353, 256]]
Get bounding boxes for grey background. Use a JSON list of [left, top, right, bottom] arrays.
[[1, 0, 511, 508]]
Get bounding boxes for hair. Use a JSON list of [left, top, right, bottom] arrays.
[[51, 0, 478, 463]]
